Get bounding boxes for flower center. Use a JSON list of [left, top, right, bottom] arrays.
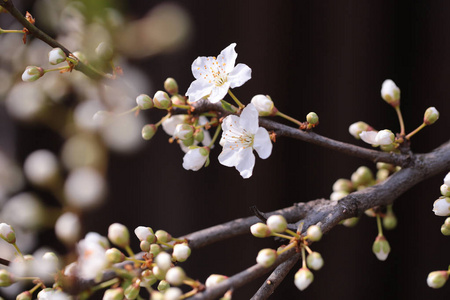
[[224, 121, 254, 150], [199, 56, 228, 87]]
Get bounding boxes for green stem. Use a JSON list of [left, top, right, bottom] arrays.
[[12, 242, 23, 258], [285, 229, 300, 239], [157, 241, 174, 248], [227, 90, 244, 109], [271, 232, 294, 240], [395, 106, 406, 136], [275, 111, 303, 127], [376, 214, 384, 237], [0, 29, 23, 34], [277, 241, 297, 255], [91, 278, 119, 292], [208, 124, 222, 148], [301, 246, 306, 268], [405, 122, 427, 140], [304, 245, 313, 255], [116, 106, 139, 117], [44, 66, 70, 73], [124, 245, 135, 258], [125, 257, 146, 264], [28, 282, 43, 294], [155, 114, 170, 127]]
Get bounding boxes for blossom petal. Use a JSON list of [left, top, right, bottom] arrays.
[[221, 114, 240, 132], [191, 56, 214, 79], [228, 63, 252, 88], [218, 43, 237, 73], [359, 131, 378, 145], [236, 147, 255, 179], [239, 103, 259, 134], [161, 115, 187, 136], [183, 148, 208, 171], [254, 128, 272, 159], [218, 147, 239, 167], [198, 116, 212, 147], [186, 79, 213, 102], [208, 83, 230, 103]]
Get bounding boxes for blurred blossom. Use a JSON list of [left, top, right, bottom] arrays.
[[61, 133, 106, 171], [100, 114, 144, 153], [0, 69, 13, 96], [1, 193, 45, 230], [64, 167, 106, 210], [23, 149, 60, 188], [73, 99, 107, 131], [41, 72, 70, 102], [55, 212, 82, 245], [30, 248, 60, 283], [5, 82, 46, 121], [76, 232, 109, 281], [0, 151, 24, 202]]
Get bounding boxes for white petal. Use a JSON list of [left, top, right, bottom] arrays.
[[444, 172, 450, 187], [208, 83, 230, 103], [254, 128, 272, 159], [182, 148, 207, 171], [191, 56, 213, 79], [186, 79, 213, 103], [221, 114, 240, 132], [228, 63, 252, 88], [198, 116, 212, 147], [359, 131, 378, 145], [218, 43, 237, 73], [239, 104, 259, 134], [161, 115, 187, 136], [236, 147, 255, 179], [218, 147, 240, 167], [375, 130, 394, 145]]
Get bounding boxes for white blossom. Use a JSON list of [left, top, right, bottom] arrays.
[[172, 243, 191, 262], [55, 212, 81, 245], [182, 147, 209, 171], [433, 197, 450, 216], [64, 167, 106, 210], [76, 233, 109, 281], [360, 129, 394, 146], [251, 94, 274, 116]]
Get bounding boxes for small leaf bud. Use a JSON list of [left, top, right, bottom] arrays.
[[136, 94, 153, 110], [250, 223, 272, 238], [306, 112, 319, 125], [256, 248, 277, 268], [164, 77, 179, 95], [172, 243, 191, 262], [105, 248, 125, 264], [155, 230, 172, 243], [342, 217, 359, 227], [372, 235, 390, 261], [294, 267, 314, 291], [433, 197, 450, 216], [124, 282, 140, 300], [0, 269, 14, 287], [155, 252, 172, 271], [306, 225, 322, 242], [424, 107, 439, 125], [108, 223, 130, 248], [330, 191, 348, 201], [205, 274, 228, 288], [266, 215, 287, 233], [382, 211, 397, 230], [251, 94, 276, 116], [48, 48, 67, 65], [0, 223, 15, 244], [22, 66, 44, 82], [103, 287, 124, 300], [427, 271, 449, 289], [16, 291, 32, 300], [332, 178, 353, 193], [165, 266, 186, 286], [157, 280, 170, 291], [349, 121, 371, 139], [306, 252, 324, 270], [95, 42, 114, 61], [134, 226, 156, 243], [351, 166, 374, 187], [153, 91, 172, 110], [142, 124, 158, 140], [441, 185, 450, 197], [381, 79, 400, 107]]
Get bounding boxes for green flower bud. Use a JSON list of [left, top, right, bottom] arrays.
[[382, 211, 397, 230], [165, 266, 186, 286], [351, 166, 374, 187], [194, 128, 205, 143], [332, 178, 353, 193], [140, 240, 150, 252], [157, 280, 170, 291], [171, 94, 186, 105], [141, 270, 157, 287], [124, 283, 140, 300], [381, 79, 400, 107], [306, 225, 322, 242], [105, 248, 125, 264], [16, 291, 32, 300], [152, 266, 167, 280], [153, 91, 172, 110], [136, 94, 153, 110], [48, 48, 67, 65], [342, 217, 359, 227], [294, 267, 314, 291], [380, 143, 397, 152], [149, 244, 162, 257], [424, 107, 439, 125], [372, 235, 390, 261], [174, 124, 194, 140], [266, 215, 287, 233], [250, 223, 272, 238], [0, 223, 16, 244], [164, 78, 179, 95], [103, 287, 124, 300], [182, 136, 195, 147], [256, 248, 277, 268], [142, 124, 158, 140], [0, 269, 14, 287], [427, 270, 449, 289], [441, 224, 450, 236], [306, 112, 319, 125], [306, 251, 324, 271], [108, 223, 130, 248], [441, 184, 450, 197], [155, 230, 172, 243], [22, 66, 44, 82]]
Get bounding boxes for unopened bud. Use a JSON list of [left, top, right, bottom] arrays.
[[349, 121, 371, 139], [134, 226, 156, 243], [266, 215, 287, 233], [294, 267, 314, 291], [256, 248, 277, 268], [153, 91, 172, 110], [330, 191, 348, 201], [142, 124, 157, 140], [351, 166, 374, 187], [108, 223, 130, 248], [205, 274, 228, 288], [164, 78, 179, 95], [377, 169, 390, 182], [141, 270, 157, 287], [172, 243, 191, 262], [136, 94, 153, 110], [157, 280, 170, 291], [372, 235, 390, 261], [152, 266, 167, 280], [165, 266, 186, 286], [164, 288, 183, 300], [22, 66, 44, 82], [306, 112, 319, 125], [0, 269, 14, 287], [424, 107, 439, 125], [441, 217, 450, 236], [441, 184, 450, 197], [193, 128, 205, 142], [444, 172, 450, 187], [155, 252, 172, 271], [171, 94, 186, 105], [103, 287, 124, 300], [306, 252, 324, 270], [48, 48, 67, 65], [0, 223, 15, 244], [105, 248, 125, 264], [427, 270, 449, 289], [332, 178, 353, 193], [251, 94, 275, 116], [382, 211, 397, 230], [140, 240, 150, 252], [155, 230, 172, 243], [342, 217, 359, 227], [306, 225, 322, 242], [174, 124, 194, 140], [250, 223, 272, 238], [433, 197, 450, 216], [16, 291, 32, 300], [124, 283, 140, 300], [381, 79, 400, 107], [150, 244, 162, 257]]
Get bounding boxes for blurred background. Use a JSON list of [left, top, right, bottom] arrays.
[[1, 0, 450, 299]]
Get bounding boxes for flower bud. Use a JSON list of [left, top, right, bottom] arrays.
[[0, 269, 14, 287], [182, 136, 195, 147], [351, 166, 374, 187], [382, 211, 397, 230], [165, 266, 186, 286], [150, 244, 162, 257], [250, 223, 272, 238], [153, 91, 172, 110], [193, 128, 205, 142], [348, 121, 371, 139], [22, 66, 44, 82], [256, 248, 277, 268], [16, 291, 32, 300], [377, 169, 390, 182], [124, 282, 140, 300], [164, 288, 183, 300], [444, 172, 450, 187], [140, 240, 150, 252], [294, 267, 314, 291], [250, 94, 275, 116], [266, 215, 287, 233], [136, 94, 153, 110], [142, 124, 158, 140], [381, 79, 400, 107], [155, 230, 172, 243], [342, 217, 359, 227], [306, 225, 322, 242], [441, 184, 450, 197], [155, 252, 172, 271], [424, 107, 439, 125], [95, 42, 114, 61], [171, 94, 186, 105], [332, 178, 353, 193], [103, 287, 124, 300], [433, 197, 450, 216], [150, 291, 164, 300], [205, 274, 228, 288], [372, 235, 390, 261], [105, 248, 125, 264], [73, 51, 88, 64], [48, 48, 67, 65], [361, 130, 395, 146], [157, 280, 170, 291], [152, 266, 167, 280], [164, 77, 179, 95], [427, 271, 449, 289], [330, 191, 348, 201], [441, 217, 450, 236], [141, 270, 157, 287], [306, 252, 324, 271], [172, 243, 191, 262], [174, 124, 194, 140], [108, 223, 130, 248], [306, 112, 319, 125], [134, 226, 156, 243], [0, 223, 15, 244]]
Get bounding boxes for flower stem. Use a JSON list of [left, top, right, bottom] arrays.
[[91, 278, 119, 292], [12, 242, 24, 258], [227, 90, 244, 109], [275, 111, 303, 127], [125, 257, 146, 264], [285, 229, 300, 239], [0, 29, 23, 34], [208, 124, 222, 148], [155, 113, 170, 127], [376, 214, 384, 237], [124, 245, 135, 258], [44, 66, 70, 73], [304, 245, 313, 255], [116, 106, 139, 117], [395, 106, 405, 136], [405, 122, 427, 140], [157, 241, 174, 248], [301, 246, 307, 268], [180, 288, 199, 299], [28, 282, 43, 294], [271, 232, 294, 240], [277, 241, 297, 255]]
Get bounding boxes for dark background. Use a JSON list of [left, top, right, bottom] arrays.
[[2, 1, 450, 299]]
